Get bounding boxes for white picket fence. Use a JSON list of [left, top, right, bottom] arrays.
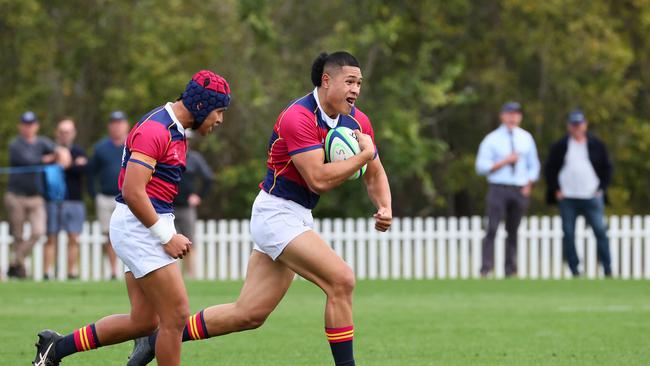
[[2, 215, 650, 281]]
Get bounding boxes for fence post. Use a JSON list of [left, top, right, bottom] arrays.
[[459, 217, 470, 279], [91, 221, 103, 281], [540, 216, 551, 279], [56, 231, 67, 281], [333, 219, 344, 258], [518, 217, 528, 279], [471, 216, 482, 278], [206, 220, 217, 280], [229, 219, 240, 280], [644, 216, 650, 279], [379, 218, 390, 280], [552, 216, 563, 279], [425, 217, 435, 279], [344, 218, 355, 271], [621, 216, 631, 279], [448, 217, 458, 279], [494, 222, 505, 279], [529, 217, 540, 279], [195, 220, 205, 280], [321, 219, 331, 248], [436, 217, 447, 279], [356, 218, 367, 280], [609, 216, 620, 278], [585, 218, 597, 279], [390, 218, 401, 279], [413, 217, 424, 280], [632, 216, 642, 279], [79, 222, 90, 281], [368, 218, 378, 280], [217, 220, 228, 281], [0, 222, 9, 280], [402, 217, 413, 279], [241, 219, 251, 279]]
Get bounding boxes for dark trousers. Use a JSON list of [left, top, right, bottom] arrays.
[[558, 197, 611, 276], [481, 184, 529, 276]]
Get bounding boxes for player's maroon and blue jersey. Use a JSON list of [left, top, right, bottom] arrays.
[[260, 91, 377, 209], [116, 103, 187, 213]]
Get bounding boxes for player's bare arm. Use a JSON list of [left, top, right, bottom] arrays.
[[363, 156, 392, 232], [122, 151, 191, 259], [292, 133, 374, 194]]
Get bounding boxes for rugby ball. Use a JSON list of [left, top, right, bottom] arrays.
[[324, 126, 367, 180]]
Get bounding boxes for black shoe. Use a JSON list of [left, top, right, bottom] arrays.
[[33, 330, 62, 366], [127, 336, 155, 366], [7, 264, 26, 279], [7, 264, 17, 278]]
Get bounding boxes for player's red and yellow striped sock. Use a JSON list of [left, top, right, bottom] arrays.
[[325, 325, 355, 366], [55, 324, 101, 360], [182, 310, 209, 342], [147, 310, 210, 350]]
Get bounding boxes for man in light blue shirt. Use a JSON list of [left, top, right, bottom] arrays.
[[475, 102, 540, 277]]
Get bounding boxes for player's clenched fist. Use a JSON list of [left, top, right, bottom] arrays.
[[374, 207, 392, 232], [354, 130, 375, 161], [163, 234, 192, 259]]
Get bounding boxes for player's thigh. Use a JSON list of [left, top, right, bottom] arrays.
[[136, 263, 189, 323], [125, 271, 158, 325], [235, 250, 295, 314], [277, 230, 352, 292]]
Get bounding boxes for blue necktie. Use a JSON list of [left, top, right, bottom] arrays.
[[509, 130, 516, 174]]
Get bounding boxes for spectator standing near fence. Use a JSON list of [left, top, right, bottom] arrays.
[[173, 132, 213, 279], [544, 109, 613, 277], [43, 119, 88, 280], [87, 111, 129, 279], [475, 102, 540, 277], [5, 111, 71, 279]]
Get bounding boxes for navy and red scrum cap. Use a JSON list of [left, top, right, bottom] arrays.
[[182, 70, 231, 129]]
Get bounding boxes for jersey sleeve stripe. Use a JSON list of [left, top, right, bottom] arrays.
[[287, 144, 323, 156], [128, 158, 155, 170]]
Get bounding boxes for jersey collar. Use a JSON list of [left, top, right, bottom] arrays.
[[165, 102, 186, 136], [313, 87, 339, 129]]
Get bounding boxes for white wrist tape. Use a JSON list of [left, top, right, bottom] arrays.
[[149, 219, 175, 245]]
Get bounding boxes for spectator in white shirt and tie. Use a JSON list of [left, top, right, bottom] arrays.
[[475, 102, 541, 277]]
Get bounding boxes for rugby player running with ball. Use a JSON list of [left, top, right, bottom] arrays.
[[128, 51, 391, 366], [31, 70, 231, 366]]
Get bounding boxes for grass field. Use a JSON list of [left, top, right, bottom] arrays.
[[1, 279, 648, 365]]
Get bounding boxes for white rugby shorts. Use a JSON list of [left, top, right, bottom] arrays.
[[109, 202, 177, 278], [250, 190, 314, 260]]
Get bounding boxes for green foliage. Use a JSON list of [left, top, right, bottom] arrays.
[[1, 0, 650, 217]]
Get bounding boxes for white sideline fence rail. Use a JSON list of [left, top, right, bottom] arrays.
[[1, 215, 650, 281]]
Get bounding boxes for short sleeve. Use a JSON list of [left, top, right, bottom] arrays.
[[281, 107, 322, 156], [128, 122, 170, 161]]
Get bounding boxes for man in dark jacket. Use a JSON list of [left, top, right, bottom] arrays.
[[87, 111, 129, 279], [173, 131, 213, 279], [544, 109, 612, 277]]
